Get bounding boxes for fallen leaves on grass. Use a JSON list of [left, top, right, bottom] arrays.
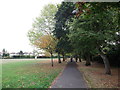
[[77, 61, 119, 88]]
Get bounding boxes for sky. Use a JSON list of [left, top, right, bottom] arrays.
[[0, 0, 63, 53]]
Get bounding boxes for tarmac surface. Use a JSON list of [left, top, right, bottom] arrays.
[[51, 61, 88, 88]]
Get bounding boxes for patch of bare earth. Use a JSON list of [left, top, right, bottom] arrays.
[[77, 61, 119, 88]]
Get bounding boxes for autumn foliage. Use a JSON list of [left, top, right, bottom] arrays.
[[34, 35, 57, 54]]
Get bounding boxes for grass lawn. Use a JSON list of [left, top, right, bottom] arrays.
[[2, 59, 66, 88], [77, 61, 119, 88]]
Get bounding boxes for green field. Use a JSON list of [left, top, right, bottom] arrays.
[[2, 60, 65, 88]]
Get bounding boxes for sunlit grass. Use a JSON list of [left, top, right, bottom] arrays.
[[2, 60, 65, 88]]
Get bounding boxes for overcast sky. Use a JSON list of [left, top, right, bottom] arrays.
[[0, 0, 63, 53]]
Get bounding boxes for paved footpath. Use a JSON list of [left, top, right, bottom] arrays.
[[51, 61, 88, 88]]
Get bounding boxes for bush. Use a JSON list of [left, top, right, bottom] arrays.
[[12, 55, 35, 59]]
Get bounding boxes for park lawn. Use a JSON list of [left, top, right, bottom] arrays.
[[77, 61, 119, 88], [2, 59, 66, 88]]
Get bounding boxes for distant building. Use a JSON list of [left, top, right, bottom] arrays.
[[9, 52, 35, 57], [5, 51, 45, 58], [24, 52, 33, 56], [9, 52, 19, 57]]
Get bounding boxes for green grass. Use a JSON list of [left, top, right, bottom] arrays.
[[2, 60, 65, 88]]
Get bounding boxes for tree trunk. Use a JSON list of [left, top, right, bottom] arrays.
[[62, 54, 65, 62], [100, 53, 111, 75], [70, 56, 73, 62], [79, 58, 81, 62], [51, 53, 53, 67], [85, 55, 91, 66], [58, 53, 61, 63], [78, 55, 81, 62], [75, 57, 78, 62]]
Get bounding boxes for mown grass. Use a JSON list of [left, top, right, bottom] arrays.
[[2, 60, 65, 88]]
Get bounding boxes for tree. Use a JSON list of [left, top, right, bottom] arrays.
[[2, 49, 6, 58], [32, 4, 58, 35], [28, 31, 57, 66], [53, 2, 74, 62], [28, 4, 58, 66], [35, 35, 57, 66], [68, 2, 119, 74], [2, 49, 9, 59], [28, 4, 57, 46], [19, 50, 24, 58], [28, 28, 43, 46]]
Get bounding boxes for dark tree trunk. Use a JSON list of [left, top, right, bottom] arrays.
[[79, 58, 81, 62], [62, 53, 65, 62], [58, 52, 61, 63], [70, 56, 73, 62], [85, 55, 91, 66], [78, 55, 82, 62], [75, 57, 78, 62], [51, 53, 53, 67], [100, 53, 111, 75]]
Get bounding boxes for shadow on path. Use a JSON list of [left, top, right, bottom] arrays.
[[51, 61, 88, 88]]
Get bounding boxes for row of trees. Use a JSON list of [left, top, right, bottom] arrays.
[[68, 2, 119, 75], [28, 2, 119, 75]]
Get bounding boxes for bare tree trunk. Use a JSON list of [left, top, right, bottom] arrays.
[[78, 55, 81, 62], [100, 53, 111, 75], [51, 53, 53, 67], [62, 53, 65, 62], [58, 52, 61, 63], [75, 57, 78, 62], [79, 58, 81, 62], [85, 55, 91, 66], [70, 56, 73, 62]]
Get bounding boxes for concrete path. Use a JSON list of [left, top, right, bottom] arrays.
[[51, 61, 88, 88]]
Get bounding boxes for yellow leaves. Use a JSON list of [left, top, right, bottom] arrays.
[[40, 35, 52, 48], [34, 35, 57, 53]]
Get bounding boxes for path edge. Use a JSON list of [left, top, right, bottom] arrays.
[[48, 62, 68, 88], [76, 63, 91, 88]]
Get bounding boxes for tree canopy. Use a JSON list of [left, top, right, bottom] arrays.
[[53, 2, 75, 56], [28, 2, 119, 73], [67, 2, 119, 74], [53, 2, 119, 74], [32, 4, 58, 35], [28, 4, 58, 50]]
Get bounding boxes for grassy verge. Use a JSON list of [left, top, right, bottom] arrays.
[[77, 61, 119, 88], [2, 59, 66, 88]]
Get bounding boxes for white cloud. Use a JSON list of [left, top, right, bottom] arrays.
[[0, 0, 62, 53]]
